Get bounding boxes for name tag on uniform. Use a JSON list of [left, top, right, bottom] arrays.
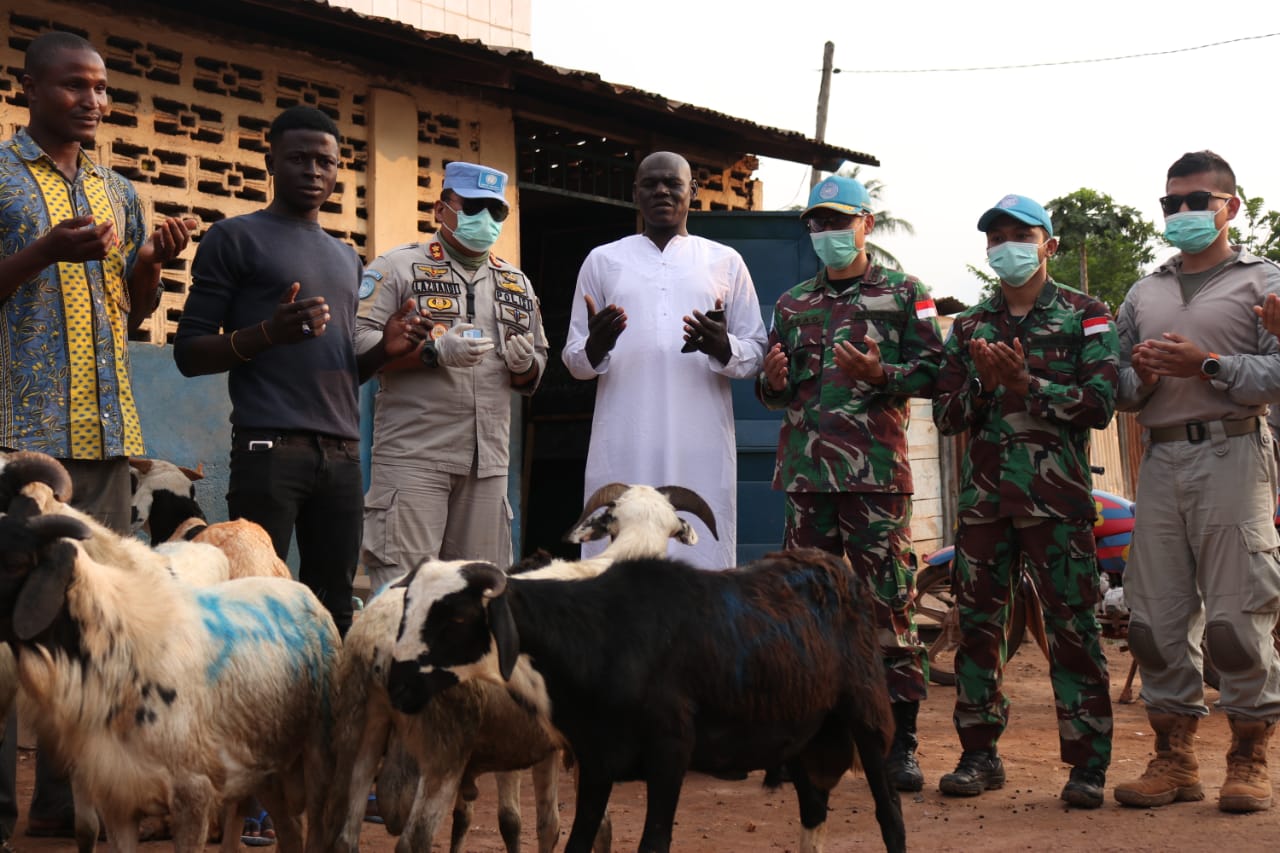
[[412, 280, 462, 296]]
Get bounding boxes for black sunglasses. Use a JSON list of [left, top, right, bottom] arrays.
[[454, 196, 510, 222], [804, 212, 861, 233], [1159, 191, 1234, 217]]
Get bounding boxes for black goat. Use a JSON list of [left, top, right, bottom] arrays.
[[386, 548, 905, 853]]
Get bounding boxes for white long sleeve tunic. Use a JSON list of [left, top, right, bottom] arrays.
[[562, 234, 767, 569]]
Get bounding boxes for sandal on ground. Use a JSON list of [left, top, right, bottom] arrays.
[[241, 810, 277, 847], [365, 792, 384, 824]]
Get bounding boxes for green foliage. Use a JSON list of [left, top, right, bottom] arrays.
[[967, 263, 1000, 301], [1228, 185, 1280, 262], [1046, 189, 1157, 313]]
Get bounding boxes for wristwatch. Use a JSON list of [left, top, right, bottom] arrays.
[[970, 375, 992, 400], [1200, 353, 1221, 380], [420, 341, 440, 368]]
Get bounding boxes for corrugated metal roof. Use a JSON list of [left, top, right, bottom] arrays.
[[128, 0, 876, 169]]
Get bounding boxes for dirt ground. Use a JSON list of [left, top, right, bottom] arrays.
[[8, 642, 1280, 852]]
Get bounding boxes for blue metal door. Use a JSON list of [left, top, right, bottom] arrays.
[[688, 211, 819, 562]]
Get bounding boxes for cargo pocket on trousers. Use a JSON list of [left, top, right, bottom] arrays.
[[1239, 519, 1280, 614], [1066, 527, 1101, 610], [362, 486, 399, 571]]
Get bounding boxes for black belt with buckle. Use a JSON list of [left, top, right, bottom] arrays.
[[1147, 417, 1260, 444], [233, 429, 353, 450]]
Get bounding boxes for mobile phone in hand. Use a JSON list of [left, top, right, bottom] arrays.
[[681, 308, 725, 353]]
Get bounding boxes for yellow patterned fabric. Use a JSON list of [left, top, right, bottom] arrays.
[[0, 129, 146, 458]]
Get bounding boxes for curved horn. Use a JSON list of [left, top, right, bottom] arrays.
[[657, 486, 719, 540], [567, 482, 631, 531], [0, 451, 74, 505]]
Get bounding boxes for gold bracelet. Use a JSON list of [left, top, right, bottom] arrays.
[[259, 320, 273, 345], [229, 329, 251, 362]]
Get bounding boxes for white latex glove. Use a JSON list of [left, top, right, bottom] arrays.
[[435, 323, 494, 368], [504, 332, 536, 374]]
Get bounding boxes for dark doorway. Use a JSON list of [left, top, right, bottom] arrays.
[[516, 185, 634, 559]]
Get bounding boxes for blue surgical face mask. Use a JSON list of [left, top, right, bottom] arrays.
[[810, 228, 861, 270], [448, 207, 504, 252], [1164, 209, 1224, 254], [986, 240, 1046, 287]]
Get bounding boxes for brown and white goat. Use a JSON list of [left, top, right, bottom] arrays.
[[130, 457, 291, 580]]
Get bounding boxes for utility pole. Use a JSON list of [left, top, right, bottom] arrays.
[[811, 41, 834, 190]]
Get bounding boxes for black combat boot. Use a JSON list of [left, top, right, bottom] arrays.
[[885, 701, 925, 792], [939, 746, 1006, 796]]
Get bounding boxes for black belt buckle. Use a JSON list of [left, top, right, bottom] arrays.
[[1185, 421, 1207, 443]]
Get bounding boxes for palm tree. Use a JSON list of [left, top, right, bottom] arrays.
[[835, 164, 915, 271]]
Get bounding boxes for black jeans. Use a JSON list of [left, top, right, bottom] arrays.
[[228, 430, 362, 636]]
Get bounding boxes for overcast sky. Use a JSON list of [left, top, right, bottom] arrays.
[[530, 1, 1280, 305]]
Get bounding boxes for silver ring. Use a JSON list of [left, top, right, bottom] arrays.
[[301, 322, 313, 336]]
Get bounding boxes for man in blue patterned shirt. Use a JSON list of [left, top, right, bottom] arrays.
[[0, 30, 193, 840]]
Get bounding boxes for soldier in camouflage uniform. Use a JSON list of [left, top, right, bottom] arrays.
[[932, 194, 1118, 809], [757, 175, 944, 792]]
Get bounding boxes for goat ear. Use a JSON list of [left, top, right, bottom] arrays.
[[489, 592, 519, 681], [564, 513, 610, 544], [13, 539, 78, 641], [675, 519, 698, 546]]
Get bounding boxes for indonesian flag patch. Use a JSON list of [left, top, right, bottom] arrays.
[[915, 299, 938, 319], [1083, 316, 1111, 336]]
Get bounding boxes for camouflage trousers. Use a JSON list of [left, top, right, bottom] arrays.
[[952, 516, 1112, 769], [784, 491, 927, 702]]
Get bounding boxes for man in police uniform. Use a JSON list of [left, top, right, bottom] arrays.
[[356, 161, 547, 590]]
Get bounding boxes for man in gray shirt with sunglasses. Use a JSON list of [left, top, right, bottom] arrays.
[[1114, 149, 1280, 814]]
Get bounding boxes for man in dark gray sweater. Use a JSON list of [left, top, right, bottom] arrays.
[[175, 105, 424, 638]]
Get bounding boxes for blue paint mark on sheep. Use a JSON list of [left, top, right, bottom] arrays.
[[198, 593, 332, 686], [715, 583, 820, 689]]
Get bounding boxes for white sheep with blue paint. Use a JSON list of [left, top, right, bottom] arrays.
[[0, 453, 338, 853]]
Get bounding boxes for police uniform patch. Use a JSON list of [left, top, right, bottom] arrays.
[[495, 289, 534, 313], [358, 271, 379, 299], [426, 296, 456, 312], [413, 264, 451, 280], [429, 243, 445, 261], [499, 304, 529, 327], [497, 274, 526, 294], [430, 322, 450, 340]]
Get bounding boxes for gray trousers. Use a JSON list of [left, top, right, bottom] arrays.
[[1125, 423, 1280, 720], [362, 464, 513, 593]]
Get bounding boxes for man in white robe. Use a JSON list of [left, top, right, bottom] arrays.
[[562, 151, 767, 569]]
